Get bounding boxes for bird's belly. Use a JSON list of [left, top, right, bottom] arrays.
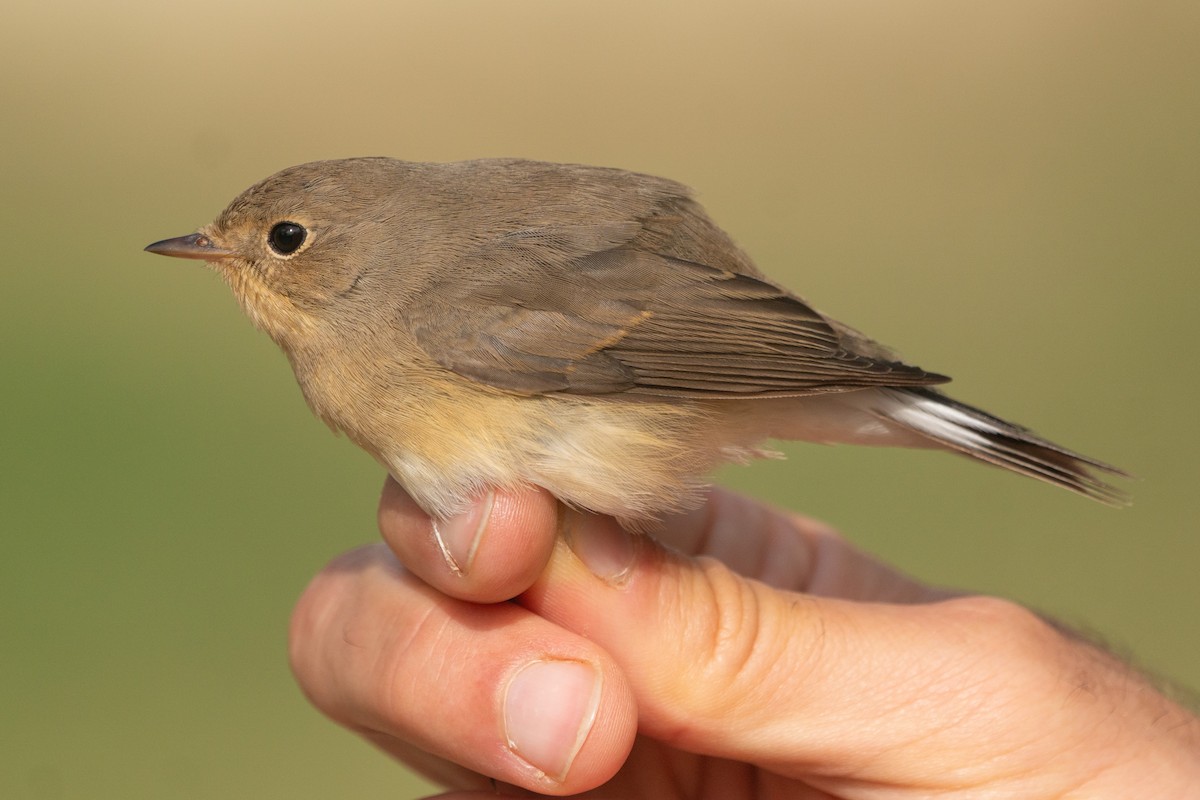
[[301, 354, 927, 522], [366, 389, 735, 522]]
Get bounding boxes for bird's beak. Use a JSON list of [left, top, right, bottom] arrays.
[[144, 232, 234, 261]]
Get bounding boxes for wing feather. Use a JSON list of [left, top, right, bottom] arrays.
[[407, 220, 948, 398]]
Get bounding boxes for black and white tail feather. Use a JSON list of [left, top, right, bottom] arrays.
[[869, 387, 1130, 506]]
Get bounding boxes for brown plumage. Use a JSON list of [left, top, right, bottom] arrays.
[[146, 157, 1128, 523]]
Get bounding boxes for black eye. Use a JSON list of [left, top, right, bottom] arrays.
[[268, 222, 307, 255]]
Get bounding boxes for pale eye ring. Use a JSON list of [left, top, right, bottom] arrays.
[[268, 221, 307, 255]]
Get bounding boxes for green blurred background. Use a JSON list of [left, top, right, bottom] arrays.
[[3, 1, 1197, 797]]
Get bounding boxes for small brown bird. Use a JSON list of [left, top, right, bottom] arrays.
[[146, 158, 1126, 524]]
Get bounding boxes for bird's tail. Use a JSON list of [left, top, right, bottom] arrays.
[[868, 387, 1130, 505]]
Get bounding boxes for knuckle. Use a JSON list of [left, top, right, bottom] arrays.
[[942, 595, 1054, 651], [660, 557, 813, 731], [287, 545, 389, 712], [935, 594, 1069, 693]]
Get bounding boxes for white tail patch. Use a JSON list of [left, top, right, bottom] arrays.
[[877, 391, 1004, 443], [861, 387, 1129, 505]]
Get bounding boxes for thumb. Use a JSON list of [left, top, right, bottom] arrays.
[[518, 507, 1102, 791]]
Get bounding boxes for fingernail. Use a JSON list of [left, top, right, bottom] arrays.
[[563, 511, 636, 584], [503, 659, 601, 783], [431, 492, 493, 576]]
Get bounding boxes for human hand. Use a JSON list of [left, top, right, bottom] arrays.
[[288, 479, 1200, 797]]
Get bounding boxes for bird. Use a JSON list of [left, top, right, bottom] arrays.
[[146, 157, 1127, 525]]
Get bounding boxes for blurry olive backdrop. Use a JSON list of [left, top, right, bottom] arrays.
[[3, 1, 1197, 797]]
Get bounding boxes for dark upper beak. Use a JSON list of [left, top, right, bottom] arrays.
[[144, 232, 234, 260]]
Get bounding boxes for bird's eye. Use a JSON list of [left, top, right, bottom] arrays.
[[268, 222, 307, 255]]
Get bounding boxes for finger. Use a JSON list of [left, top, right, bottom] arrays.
[[519, 513, 1103, 791], [377, 477, 559, 603], [657, 487, 948, 602], [288, 544, 636, 796]]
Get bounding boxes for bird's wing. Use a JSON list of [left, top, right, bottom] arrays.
[[407, 223, 949, 398]]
